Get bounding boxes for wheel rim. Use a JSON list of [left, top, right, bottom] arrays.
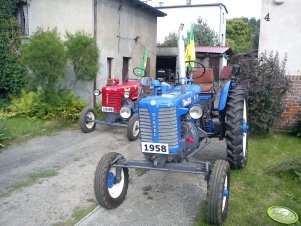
[[242, 100, 248, 158], [222, 175, 229, 213], [107, 167, 125, 199], [132, 120, 140, 137], [85, 112, 95, 129]]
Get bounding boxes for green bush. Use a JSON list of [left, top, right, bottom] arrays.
[[65, 31, 100, 89], [237, 51, 290, 132], [21, 28, 67, 102], [10, 91, 87, 122], [291, 111, 301, 137], [0, 2, 26, 99], [57, 92, 87, 121]]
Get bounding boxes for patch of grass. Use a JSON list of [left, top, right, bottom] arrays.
[[135, 168, 148, 177], [53, 201, 97, 226], [10, 169, 58, 191], [196, 133, 301, 226], [1, 117, 76, 147]]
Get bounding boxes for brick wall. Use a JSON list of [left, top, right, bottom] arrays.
[[274, 75, 301, 130]]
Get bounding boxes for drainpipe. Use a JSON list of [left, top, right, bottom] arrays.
[[93, 0, 97, 107]]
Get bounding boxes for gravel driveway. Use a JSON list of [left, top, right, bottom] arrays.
[[0, 126, 226, 226]]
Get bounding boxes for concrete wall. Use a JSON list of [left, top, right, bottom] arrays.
[[259, 0, 301, 129], [156, 5, 227, 45], [96, 0, 158, 91]]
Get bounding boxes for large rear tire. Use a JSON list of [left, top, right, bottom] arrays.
[[207, 160, 230, 225], [79, 107, 97, 133], [127, 114, 140, 141], [225, 85, 248, 169], [94, 152, 129, 209]]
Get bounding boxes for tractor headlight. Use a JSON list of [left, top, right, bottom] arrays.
[[124, 91, 130, 99], [120, 106, 132, 119], [189, 105, 203, 119], [94, 89, 101, 96]]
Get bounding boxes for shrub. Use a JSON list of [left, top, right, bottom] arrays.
[[0, 2, 26, 99], [21, 28, 67, 103], [65, 31, 100, 89], [291, 111, 301, 137], [237, 51, 290, 132], [10, 91, 87, 122]]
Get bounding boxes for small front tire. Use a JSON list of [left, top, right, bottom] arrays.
[[207, 160, 230, 225], [94, 152, 129, 209], [127, 114, 140, 141], [79, 107, 97, 133]]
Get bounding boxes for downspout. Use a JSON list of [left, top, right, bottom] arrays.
[[93, 0, 97, 107]]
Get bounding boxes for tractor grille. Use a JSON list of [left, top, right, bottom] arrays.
[[102, 91, 121, 112], [139, 107, 179, 149]]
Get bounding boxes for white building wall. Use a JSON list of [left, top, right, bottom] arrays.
[[259, 0, 301, 75], [156, 5, 227, 45]]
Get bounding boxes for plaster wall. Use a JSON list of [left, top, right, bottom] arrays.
[[97, 0, 158, 90], [27, 0, 93, 36], [259, 0, 301, 75]]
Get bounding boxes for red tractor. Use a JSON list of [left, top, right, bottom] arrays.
[[79, 68, 152, 141]]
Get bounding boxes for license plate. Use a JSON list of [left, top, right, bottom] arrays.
[[102, 107, 114, 112], [141, 142, 169, 154]]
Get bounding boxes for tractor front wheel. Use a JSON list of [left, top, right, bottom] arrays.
[[225, 85, 248, 169], [207, 160, 230, 225], [94, 152, 129, 209], [79, 107, 97, 133], [127, 114, 140, 141]]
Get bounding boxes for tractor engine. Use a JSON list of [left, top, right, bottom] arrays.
[[138, 86, 202, 163]]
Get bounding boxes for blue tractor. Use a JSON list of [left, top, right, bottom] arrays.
[[93, 25, 248, 225]]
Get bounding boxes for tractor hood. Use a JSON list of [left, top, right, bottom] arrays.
[[138, 89, 200, 109]]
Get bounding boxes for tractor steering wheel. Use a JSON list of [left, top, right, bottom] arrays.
[[133, 67, 146, 78], [185, 61, 206, 80]]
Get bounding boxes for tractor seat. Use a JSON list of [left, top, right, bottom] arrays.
[[192, 68, 214, 93]]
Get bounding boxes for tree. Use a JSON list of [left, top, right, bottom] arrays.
[[226, 19, 253, 54], [0, 0, 26, 102], [241, 17, 260, 50], [158, 32, 178, 47], [194, 17, 219, 46], [65, 31, 100, 89], [21, 28, 67, 102]]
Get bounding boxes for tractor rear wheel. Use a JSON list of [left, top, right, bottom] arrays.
[[225, 85, 248, 169], [127, 114, 140, 141], [94, 152, 129, 209], [207, 160, 230, 225], [79, 107, 97, 133]]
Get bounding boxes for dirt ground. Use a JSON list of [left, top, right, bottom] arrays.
[[0, 126, 226, 226]]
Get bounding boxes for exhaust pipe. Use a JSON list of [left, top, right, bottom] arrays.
[[178, 23, 186, 93]]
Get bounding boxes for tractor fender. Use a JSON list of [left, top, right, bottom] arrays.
[[218, 81, 236, 112]]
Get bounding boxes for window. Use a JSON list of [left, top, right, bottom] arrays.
[[122, 57, 130, 82], [107, 58, 113, 79], [17, 1, 29, 36]]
